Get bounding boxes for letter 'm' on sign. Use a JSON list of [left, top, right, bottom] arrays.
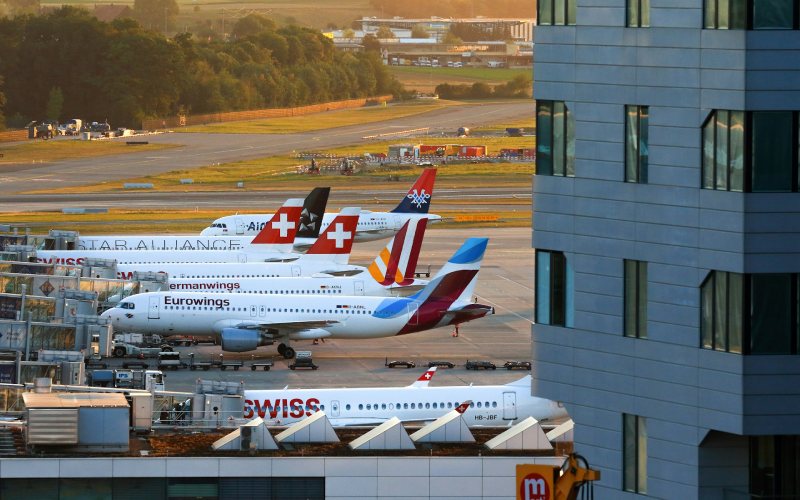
[[516, 466, 554, 500]]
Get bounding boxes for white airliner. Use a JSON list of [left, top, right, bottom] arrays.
[[101, 237, 493, 359], [165, 219, 429, 297], [72, 187, 330, 251], [200, 168, 441, 242], [243, 368, 568, 427], [36, 202, 359, 267]]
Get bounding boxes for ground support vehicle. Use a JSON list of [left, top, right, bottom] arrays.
[[465, 360, 496, 370], [187, 353, 214, 371], [503, 360, 532, 370], [114, 333, 163, 347], [157, 352, 187, 370], [112, 342, 170, 358], [219, 360, 243, 371], [385, 358, 415, 368], [88, 369, 164, 391], [427, 360, 454, 368], [250, 360, 273, 371], [289, 351, 318, 370], [122, 361, 149, 369]]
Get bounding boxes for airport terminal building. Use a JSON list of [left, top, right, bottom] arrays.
[[533, 1, 800, 498]]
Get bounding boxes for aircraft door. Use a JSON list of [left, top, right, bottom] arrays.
[[331, 400, 340, 417], [148, 296, 160, 319], [502, 392, 517, 420], [238, 254, 247, 263], [292, 266, 301, 277], [235, 217, 245, 235], [354, 281, 364, 295], [407, 301, 420, 325]]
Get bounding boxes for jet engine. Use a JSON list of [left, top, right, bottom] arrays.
[[220, 328, 274, 352]]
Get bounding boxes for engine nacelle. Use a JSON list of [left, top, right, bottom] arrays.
[[220, 328, 273, 352]]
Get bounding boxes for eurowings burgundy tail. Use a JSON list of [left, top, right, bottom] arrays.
[[390, 168, 436, 214], [302, 207, 360, 265], [296, 187, 330, 240], [247, 198, 304, 253], [367, 218, 428, 287], [396, 237, 493, 335]]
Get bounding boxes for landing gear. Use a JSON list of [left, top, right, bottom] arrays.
[[277, 343, 286, 356], [283, 347, 296, 359]]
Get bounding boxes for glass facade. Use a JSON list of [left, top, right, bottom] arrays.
[[624, 260, 648, 338], [535, 250, 573, 327], [537, 0, 577, 26], [627, 0, 650, 27], [751, 436, 800, 498], [625, 105, 649, 183], [705, 0, 798, 29], [536, 100, 575, 177], [623, 413, 648, 494]]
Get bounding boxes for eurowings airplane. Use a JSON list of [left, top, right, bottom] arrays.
[[72, 187, 330, 252], [36, 202, 358, 267], [102, 238, 493, 359], [165, 219, 429, 297], [200, 168, 442, 242], [243, 368, 568, 427]]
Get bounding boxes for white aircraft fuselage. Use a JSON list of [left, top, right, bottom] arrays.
[[113, 260, 365, 281]]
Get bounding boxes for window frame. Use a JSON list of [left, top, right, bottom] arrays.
[[705, 0, 800, 29], [624, 260, 648, 338], [625, 105, 649, 183], [623, 413, 648, 494], [535, 250, 572, 327], [536, 100, 575, 177], [626, 0, 650, 27], [537, 0, 577, 26]]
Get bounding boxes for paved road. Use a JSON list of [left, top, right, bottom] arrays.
[[0, 101, 534, 202]]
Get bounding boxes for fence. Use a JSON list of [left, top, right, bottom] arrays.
[[0, 130, 27, 144], [141, 95, 393, 130]]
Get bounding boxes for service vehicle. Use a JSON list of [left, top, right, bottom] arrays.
[[503, 360, 532, 370], [427, 360, 454, 369], [88, 369, 164, 391], [465, 360, 496, 370], [250, 360, 273, 371], [112, 341, 171, 358], [114, 332, 163, 347], [157, 351, 187, 370], [289, 351, 318, 370], [386, 358, 416, 368]]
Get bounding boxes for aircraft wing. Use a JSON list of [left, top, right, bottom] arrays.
[[234, 319, 340, 332]]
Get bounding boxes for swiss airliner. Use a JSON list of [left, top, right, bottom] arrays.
[[200, 169, 441, 241], [72, 187, 330, 252], [102, 238, 493, 359], [243, 368, 568, 427]]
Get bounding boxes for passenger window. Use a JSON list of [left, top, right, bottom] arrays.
[[346, 404, 351, 410], [425, 403, 430, 409], [358, 404, 363, 410], [411, 403, 415, 409]]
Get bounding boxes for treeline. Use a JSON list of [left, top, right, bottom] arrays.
[[369, 0, 532, 18], [434, 74, 531, 100], [0, 8, 402, 128]]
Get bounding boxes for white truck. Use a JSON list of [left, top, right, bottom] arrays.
[[112, 341, 171, 358], [113, 333, 163, 347], [88, 369, 165, 391]]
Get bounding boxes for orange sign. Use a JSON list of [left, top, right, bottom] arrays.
[[516, 465, 555, 500]]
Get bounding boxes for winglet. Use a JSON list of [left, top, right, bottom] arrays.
[[455, 400, 471, 414], [304, 207, 360, 264], [296, 187, 330, 239], [409, 366, 437, 388], [249, 198, 303, 249], [391, 168, 436, 214]]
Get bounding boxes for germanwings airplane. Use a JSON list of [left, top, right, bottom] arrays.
[[242, 368, 568, 427], [200, 169, 441, 242], [72, 187, 330, 252], [102, 237, 493, 359], [165, 219, 429, 297], [36, 202, 358, 267]]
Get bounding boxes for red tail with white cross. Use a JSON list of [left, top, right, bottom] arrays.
[[304, 207, 360, 265], [248, 198, 303, 252]]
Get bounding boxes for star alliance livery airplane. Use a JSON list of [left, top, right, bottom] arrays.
[[200, 169, 441, 242], [102, 238, 493, 359], [242, 368, 568, 427]]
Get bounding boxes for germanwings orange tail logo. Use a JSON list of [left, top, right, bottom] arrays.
[[368, 218, 427, 286]]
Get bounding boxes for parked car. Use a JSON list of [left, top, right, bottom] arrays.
[[465, 360, 496, 370], [503, 360, 532, 370], [427, 360, 455, 369], [386, 357, 415, 368]]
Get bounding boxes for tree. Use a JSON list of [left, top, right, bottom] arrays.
[[45, 86, 63, 121], [0, 76, 5, 130], [342, 28, 355, 40], [132, 0, 179, 33], [361, 33, 380, 53], [411, 24, 428, 38], [375, 26, 394, 39], [4, 0, 40, 16], [232, 13, 275, 39], [443, 31, 463, 44]]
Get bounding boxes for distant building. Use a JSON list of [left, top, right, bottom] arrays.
[[92, 4, 134, 23], [360, 17, 535, 42]]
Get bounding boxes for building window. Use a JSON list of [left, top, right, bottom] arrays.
[[627, 0, 650, 27], [535, 250, 573, 327], [701, 271, 744, 353], [702, 272, 800, 354], [624, 260, 647, 338], [706, 0, 798, 29], [703, 110, 799, 192], [623, 414, 647, 494], [536, 100, 575, 177], [538, 0, 577, 26], [751, 436, 800, 498], [625, 105, 649, 183]]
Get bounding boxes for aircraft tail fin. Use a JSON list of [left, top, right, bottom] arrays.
[[303, 207, 359, 264], [248, 198, 303, 252], [296, 187, 330, 239], [390, 168, 436, 214], [367, 218, 428, 286], [411, 237, 488, 309], [409, 366, 436, 388]]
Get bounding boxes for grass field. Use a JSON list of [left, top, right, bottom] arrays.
[[388, 66, 532, 94], [179, 100, 461, 134], [0, 140, 178, 165]]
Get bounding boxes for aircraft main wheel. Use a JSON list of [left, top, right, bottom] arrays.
[[277, 343, 287, 356], [113, 347, 125, 358], [283, 347, 295, 359]]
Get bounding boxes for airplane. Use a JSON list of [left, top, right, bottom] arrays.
[[242, 368, 568, 427], [71, 187, 330, 252], [164, 219, 429, 297], [101, 237, 493, 359], [35, 202, 358, 267], [199, 168, 442, 242]]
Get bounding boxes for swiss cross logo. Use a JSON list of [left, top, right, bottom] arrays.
[[327, 223, 352, 248], [520, 473, 550, 500], [406, 188, 430, 208], [271, 213, 294, 238]]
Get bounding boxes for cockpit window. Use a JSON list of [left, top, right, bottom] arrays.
[[118, 302, 135, 310]]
